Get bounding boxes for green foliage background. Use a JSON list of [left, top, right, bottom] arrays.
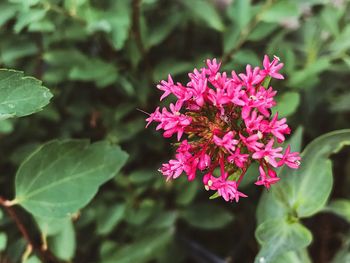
[[0, 0, 350, 262]]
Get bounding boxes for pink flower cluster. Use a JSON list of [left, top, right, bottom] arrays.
[[146, 55, 301, 202]]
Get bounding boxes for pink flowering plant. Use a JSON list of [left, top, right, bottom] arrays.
[[146, 55, 301, 202]]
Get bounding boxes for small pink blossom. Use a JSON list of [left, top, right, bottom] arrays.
[[278, 145, 301, 169], [213, 131, 239, 153], [255, 165, 280, 189], [203, 173, 247, 202], [227, 148, 249, 168], [252, 139, 283, 167], [261, 55, 284, 80]]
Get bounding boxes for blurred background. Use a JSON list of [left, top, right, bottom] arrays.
[[0, 0, 350, 262]]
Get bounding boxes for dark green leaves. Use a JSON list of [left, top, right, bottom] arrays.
[[14, 140, 128, 218], [180, 203, 233, 229], [0, 69, 52, 120]]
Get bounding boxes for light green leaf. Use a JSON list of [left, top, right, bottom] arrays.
[[326, 199, 350, 223], [35, 216, 70, 236], [255, 219, 312, 263], [227, 0, 252, 29], [14, 140, 128, 218], [49, 219, 76, 261], [102, 229, 174, 263], [180, 203, 233, 229], [248, 23, 278, 41], [0, 233, 7, 251], [0, 2, 18, 27], [259, 0, 301, 23], [14, 8, 47, 33], [288, 57, 331, 88], [0, 69, 52, 120], [182, 0, 225, 31], [291, 130, 350, 217], [271, 249, 312, 263], [331, 25, 350, 53], [273, 91, 300, 117]]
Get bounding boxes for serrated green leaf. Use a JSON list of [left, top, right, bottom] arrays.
[[14, 140, 128, 218], [255, 219, 312, 263], [180, 203, 233, 229], [0, 69, 52, 120]]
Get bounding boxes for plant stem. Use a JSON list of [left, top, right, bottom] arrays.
[[0, 197, 59, 262]]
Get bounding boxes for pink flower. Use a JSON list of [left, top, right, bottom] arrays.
[[244, 110, 264, 134], [213, 131, 239, 153], [261, 113, 291, 142], [278, 145, 301, 169], [156, 103, 192, 141], [252, 139, 283, 167], [203, 173, 247, 202], [205, 58, 221, 76], [227, 148, 249, 168], [145, 107, 161, 128], [255, 165, 280, 189], [145, 54, 301, 202], [198, 152, 211, 170], [239, 133, 264, 152], [239, 65, 264, 91], [261, 55, 284, 80]]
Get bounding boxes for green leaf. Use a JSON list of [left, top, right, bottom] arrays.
[[175, 180, 199, 206], [97, 204, 126, 235], [255, 219, 312, 263], [259, 0, 300, 23], [272, 91, 300, 117], [106, 0, 132, 50], [0, 2, 18, 27], [326, 199, 350, 223], [0, 233, 7, 251], [290, 130, 350, 217], [0, 69, 52, 120], [182, 0, 225, 31], [35, 216, 70, 236], [153, 60, 192, 82], [248, 22, 278, 41], [102, 229, 174, 263], [331, 25, 350, 53], [14, 8, 47, 33], [288, 57, 331, 88], [14, 140, 128, 218], [180, 203, 233, 229], [227, 0, 252, 29], [49, 219, 76, 261], [271, 249, 312, 263]]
